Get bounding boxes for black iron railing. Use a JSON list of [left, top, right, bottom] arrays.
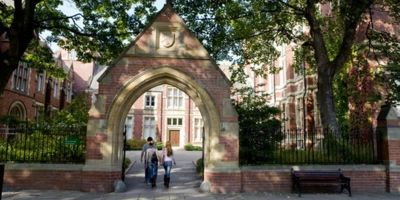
[[0, 123, 86, 164], [241, 128, 382, 165]]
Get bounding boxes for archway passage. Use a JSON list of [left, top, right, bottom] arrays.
[[84, 4, 240, 193]]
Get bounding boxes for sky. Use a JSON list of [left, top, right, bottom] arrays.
[[43, 0, 165, 51]]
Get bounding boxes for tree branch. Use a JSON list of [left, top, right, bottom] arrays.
[[304, 0, 330, 72], [39, 24, 97, 37], [36, 13, 85, 23], [332, 1, 373, 74], [276, 0, 305, 15]]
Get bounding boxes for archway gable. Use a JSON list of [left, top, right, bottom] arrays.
[[99, 4, 229, 84]]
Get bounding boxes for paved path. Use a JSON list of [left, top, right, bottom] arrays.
[[2, 150, 400, 200]]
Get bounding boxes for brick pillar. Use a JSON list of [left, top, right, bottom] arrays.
[[377, 105, 400, 193]]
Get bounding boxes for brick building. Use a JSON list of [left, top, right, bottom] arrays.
[[126, 85, 203, 147], [0, 48, 73, 121], [242, 3, 400, 135]]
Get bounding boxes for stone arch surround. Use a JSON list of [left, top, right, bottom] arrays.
[[107, 66, 226, 168]]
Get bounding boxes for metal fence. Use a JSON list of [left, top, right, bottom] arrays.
[[0, 123, 86, 164], [241, 128, 382, 165]]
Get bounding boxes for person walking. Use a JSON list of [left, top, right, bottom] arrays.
[[145, 141, 160, 188], [141, 137, 153, 184], [161, 141, 176, 188]]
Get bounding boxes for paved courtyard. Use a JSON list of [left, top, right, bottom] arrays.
[[2, 150, 400, 200]]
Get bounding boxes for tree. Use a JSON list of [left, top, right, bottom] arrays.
[[0, 0, 157, 94], [173, 0, 400, 135], [232, 87, 281, 165]]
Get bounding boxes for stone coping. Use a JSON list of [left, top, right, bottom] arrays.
[[240, 164, 386, 172], [4, 163, 84, 171]]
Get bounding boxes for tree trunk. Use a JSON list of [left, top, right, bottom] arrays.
[[316, 67, 339, 136], [0, 61, 17, 95]]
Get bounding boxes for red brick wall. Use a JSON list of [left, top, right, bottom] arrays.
[[388, 140, 400, 165], [242, 170, 291, 192], [240, 168, 387, 193], [389, 171, 400, 193], [205, 171, 241, 193], [4, 168, 120, 192], [344, 170, 387, 192], [0, 67, 72, 121], [81, 171, 120, 192], [99, 58, 231, 122], [3, 165, 392, 193], [5, 170, 83, 191], [219, 136, 239, 161], [86, 133, 107, 160]]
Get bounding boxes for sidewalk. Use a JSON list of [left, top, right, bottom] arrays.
[[2, 150, 400, 199]]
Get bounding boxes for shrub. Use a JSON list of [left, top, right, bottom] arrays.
[[233, 87, 282, 165], [156, 142, 164, 150], [126, 139, 147, 150], [184, 143, 203, 151], [195, 158, 204, 177], [123, 158, 132, 169]]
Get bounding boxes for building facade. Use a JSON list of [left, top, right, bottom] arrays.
[[126, 85, 203, 148], [0, 58, 73, 121]]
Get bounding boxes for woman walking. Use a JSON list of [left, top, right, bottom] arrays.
[[161, 141, 176, 188]]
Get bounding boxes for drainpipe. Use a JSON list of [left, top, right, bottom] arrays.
[[302, 60, 307, 146]]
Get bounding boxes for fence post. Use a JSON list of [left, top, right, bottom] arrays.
[[377, 105, 400, 193], [1, 163, 4, 200]]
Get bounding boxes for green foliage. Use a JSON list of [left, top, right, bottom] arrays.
[[233, 87, 282, 165], [156, 142, 164, 150], [333, 64, 350, 131], [24, 40, 66, 79], [367, 29, 400, 104], [184, 143, 203, 151], [0, 127, 86, 163], [126, 139, 147, 150], [37, 93, 90, 127], [38, 0, 158, 65], [0, 115, 20, 125], [173, 0, 400, 132], [123, 158, 132, 169], [195, 158, 204, 177]]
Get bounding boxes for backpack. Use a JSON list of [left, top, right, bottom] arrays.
[[150, 151, 158, 164]]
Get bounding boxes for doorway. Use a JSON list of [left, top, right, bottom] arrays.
[[169, 130, 180, 146]]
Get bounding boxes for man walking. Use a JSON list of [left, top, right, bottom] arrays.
[[141, 137, 153, 184]]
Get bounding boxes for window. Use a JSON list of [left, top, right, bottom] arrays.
[[66, 83, 72, 102], [125, 116, 134, 139], [143, 117, 156, 140], [53, 79, 59, 98], [193, 118, 203, 143], [13, 63, 29, 93], [296, 98, 304, 130], [35, 105, 44, 121], [145, 95, 155, 108], [36, 73, 44, 92], [9, 102, 26, 121], [167, 117, 183, 126], [167, 87, 183, 109]]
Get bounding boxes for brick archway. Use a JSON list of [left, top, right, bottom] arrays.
[[106, 66, 224, 168], [84, 4, 240, 192]]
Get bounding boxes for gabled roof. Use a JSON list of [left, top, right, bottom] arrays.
[[98, 3, 223, 82]]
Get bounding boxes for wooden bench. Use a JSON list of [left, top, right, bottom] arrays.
[[291, 168, 351, 197]]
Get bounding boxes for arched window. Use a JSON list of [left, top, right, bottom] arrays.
[[8, 101, 27, 121]]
